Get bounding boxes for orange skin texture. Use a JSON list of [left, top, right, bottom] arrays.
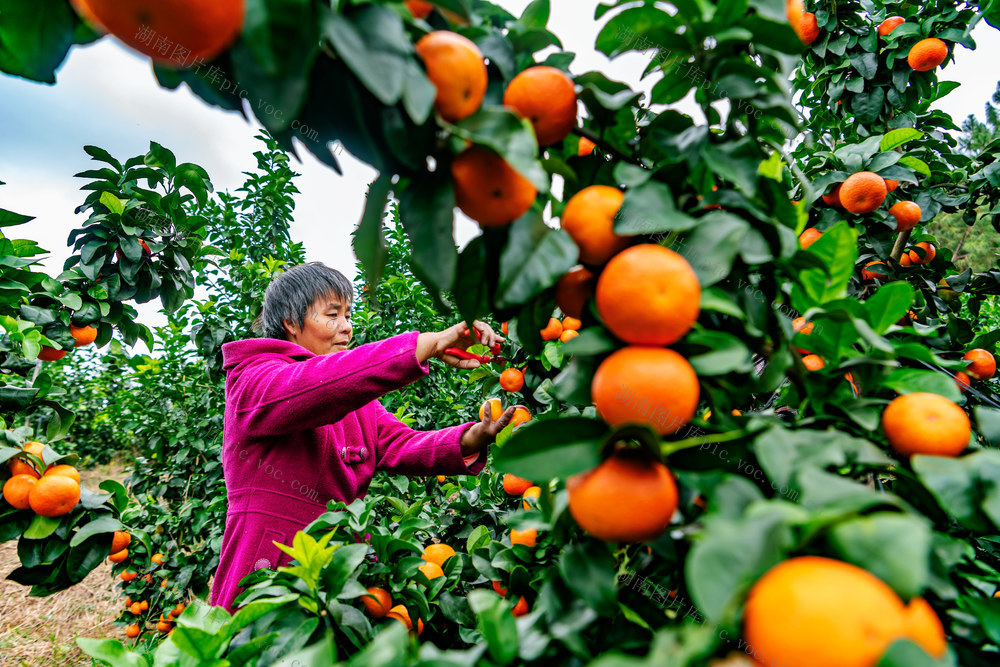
[[3, 474, 38, 510], [44, 464, 80, 484], [126, 624, 141, 638], [908, 38, 948, 71], [70, 0, 244, 66], [561, 186, 630, 265], [501, 321, 508, 336], [908, 242, 936, 265], [120, 570, 138, 581], [561, 317, 582, 331], [840, 171, 888, 214], [503, 473, 534, 496], [793, 314, 813, 353], [567, 449, 678, 543], [798, 12, 819, 45], [963, 348, 996, 380], [492, 581, 508, 597], [578, 137, 597, 155], [884, 179, 900, 193], [521, 485, 541, 510], [387, 605, 424, 636], [417, 560, 444, 581], [555, 266, 596, 319], [479, 398, 504, 421], [821, 183, 843, 208], [512, 596, 530, 617], [152, 553, 165, 565], [28, 474, 80, 517], [902, 597, 948, 658], [510, 528, 537, 547], [361, 587, 392, 618], [559, 329, 579, 342], [889, 201, 921, 232], [954, 371, 971, 392], [878, 16, 905, 36], [595, 244, 701, 346], [38, 346, 67, 361], [861, 261, 889, 281], [743, 556, 929, 667], [899, 253, 912, 267], [423, 543, 456, 567], [882, 392, 971, 457], [70, 325, 98, 347], [510, 406, 531, 427], [503, 66, 578, 146], [109, 549, 129, 564], [592, 346, 699, 435], [799, 228, 822, 249], [405, 0, 434, 19], [451, 146, 537, 226], [499, 368, 524, 392], [540, 317, 563, 341], [802, 354, 825, 371], [415, 31, 488, 123]]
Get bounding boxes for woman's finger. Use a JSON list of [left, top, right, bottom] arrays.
[[441, 353, 481, 370]]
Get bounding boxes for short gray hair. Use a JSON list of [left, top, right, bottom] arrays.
[[252, 262, 354, 340]]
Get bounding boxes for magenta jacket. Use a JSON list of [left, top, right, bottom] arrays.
[[209, 331, 484, 613]]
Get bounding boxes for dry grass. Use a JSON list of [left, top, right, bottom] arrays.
[[0, 462, 129, 667]]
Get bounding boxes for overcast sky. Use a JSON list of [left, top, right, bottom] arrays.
[[1, 1, 997, 352]]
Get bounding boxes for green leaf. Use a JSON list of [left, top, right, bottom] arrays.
[[75, 638, 149, 667], [827, 513, 932, 600], [882, 369, 962, 402], [863, 282, 914, 334], [468, 589, 519, 665], [0, 207, 33, 227], [23, 514, 61, 539], [880, 129, 925, 152], [69, 515, 122, 548], [322, 5, 408, 106], [797, 221, 858, 305], [960, 596, 1000, 644], [450, 108, 548, 193], [0, 0, 76, 83], [615, 180, 697, 234], [493, 416, 607, 480], [683, 330, 753, 376], [396, 174, 458, 297], [876, 639, 948, 667], [898, 156, 932, 177], [558, 541, 618, 615], [353, 175, 390, 293], [497, 214, 577, 308], [466, 525, 491, 553]]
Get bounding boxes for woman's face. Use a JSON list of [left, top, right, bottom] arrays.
[[284, 293, 353, 355]]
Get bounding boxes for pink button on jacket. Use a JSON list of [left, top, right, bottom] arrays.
[[209, 331, 484, 613]]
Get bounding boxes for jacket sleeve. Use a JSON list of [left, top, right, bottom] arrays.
[[227, 331, 431, 437], [373, 401, 488, 476]]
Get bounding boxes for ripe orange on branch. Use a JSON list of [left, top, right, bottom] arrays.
[[908, 242, 936, 265], [37, 346, 67, 361], [908, 38, 948, 71], [387, 605, 424, 636], [559, 329, 579, 342], [798, 228, 822, 249], [567, 447, 678, 543], [540, 317, 563, 341], [577, 137, 597, 155], [417, 560, 444, 581], [521, 485, 541, 509], [404, 0, 434, 18], [362, 587, 392, 618], [451, 146, 537, 226], [954, 371, 971, 392], [110, 531, 131, 554], [479, 398, 503, 421], [415, 31, 487, 122], [510, 406, 532, 427], [70, 325, 98, 347], [503, 473, 533, 496], [839, 171, 887, 214], [69, 0, 244, 66], [801, 354, 825, 371], [560, 186, 630, 265], [593, 346, 699, 435], [422, 543, 456, 567], [555, 266, 596, 319], [503, 66, 577, 146], [595, 244, 700, 345], [821, 183, 843, 208], [510, 528, 537, 547], [884, 178, 900, 192], [2, 474, 38, 510], [882, 392, 970, 457], [878, 16, 905, 35], [45, 464, 80, 484], [889, 201, 921, 232], [861, 261, 888, 281], [28, 474, 80, 517], [109, 549, 129, 564], [499, 368, 524, 392], [963, 348, 996, 380]]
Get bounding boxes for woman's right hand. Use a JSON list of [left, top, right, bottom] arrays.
[[416, 320, 505, 369]]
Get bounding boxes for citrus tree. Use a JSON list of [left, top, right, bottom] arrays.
[[4, 0, 1000, 665]]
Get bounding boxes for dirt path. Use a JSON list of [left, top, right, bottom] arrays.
[[0, 462, 128, 667]]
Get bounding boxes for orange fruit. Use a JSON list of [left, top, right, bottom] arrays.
[[512, 596, 530, 617], [125, 623, 140, 638], [423, 543, 456, 567], [417, 560, 444, 581], [174, 603, 185, 616], [157, 620, 172, 633], [23, 441, 45, 458], [561, 317, 582, 331], [908, 242, 936, 265], [152, 553, 164, 565], [540, 317, 563, 341], [592, 346, 699, 435], [499, 368, 524, 392], [953, 371, 971, 392], [37, 346, 67, 361], [69, 0, 243, 66], [799, 228, 822, 249], [902, 597, 947, 658], [595, 244, 700, 345], [503, 66, 577, 146], [578, 136, 597, 156], [405, 0, 434, 18], [7, 455, 39, 478], [44, 464, 80, 484], [861, 261, 888, 281], [415, 31, 487, 122], [555, 266, 596, 318], [69, 325, 98, 347], [111, 531, 131, 554], [387, 605, 424, 636], [479, 398, 503, 421], [889, 201, 921, 232], [908, 38, 948, 71], [130, 601, 142, 615], [885, 178, 900, 192], [878, 16, 905, 35], [840, 171, 887, 214], [510, 407, 531, 427], [567, 447, 678, 543], [798, 12, 819, 44], [561, 186, 629, 265], [963, 348, 996, 380], [743, 556, 909, 667], [140, 600, 149, 611], [792, 316, 814, 336], [510, 528, 537, 547], [802, 354, 825, 371], [899, 252, 912, 267], [521, 485, 541, 510], [882, 392, 970, 457], [28, 474, 80, 517], [492, 581, 508, 597], [821, 183, 843, 208], [109, 549, 129, 564], [121, 570, 138, 582], [501, 321, 508, 335], [361, 587, 392, 618], [559, 329, 579, 342], [503, 473, 534, 496], [452, 146, 537, 226], [436, 474, 446, 483], [2, 474, 38, 510], [143, 574, 153, 583], [124, 598, 132, 608]]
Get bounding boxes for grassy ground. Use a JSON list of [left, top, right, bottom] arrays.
[[0, 462, 127, 667]]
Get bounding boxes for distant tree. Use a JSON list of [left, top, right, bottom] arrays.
[[959, 81, 1000, 155]]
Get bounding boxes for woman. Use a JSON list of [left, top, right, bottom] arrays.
[[209, 262, 515, 613]]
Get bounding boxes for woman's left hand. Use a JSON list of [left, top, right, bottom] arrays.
[[460, 405, 522, 456]]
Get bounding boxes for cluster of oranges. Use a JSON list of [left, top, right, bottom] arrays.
[[2, 441, 81, 518], [37, 323, 98, 362], [479, 398, 531, 429], [539, 315, 581, 343], [111, 531, 185, 639]]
